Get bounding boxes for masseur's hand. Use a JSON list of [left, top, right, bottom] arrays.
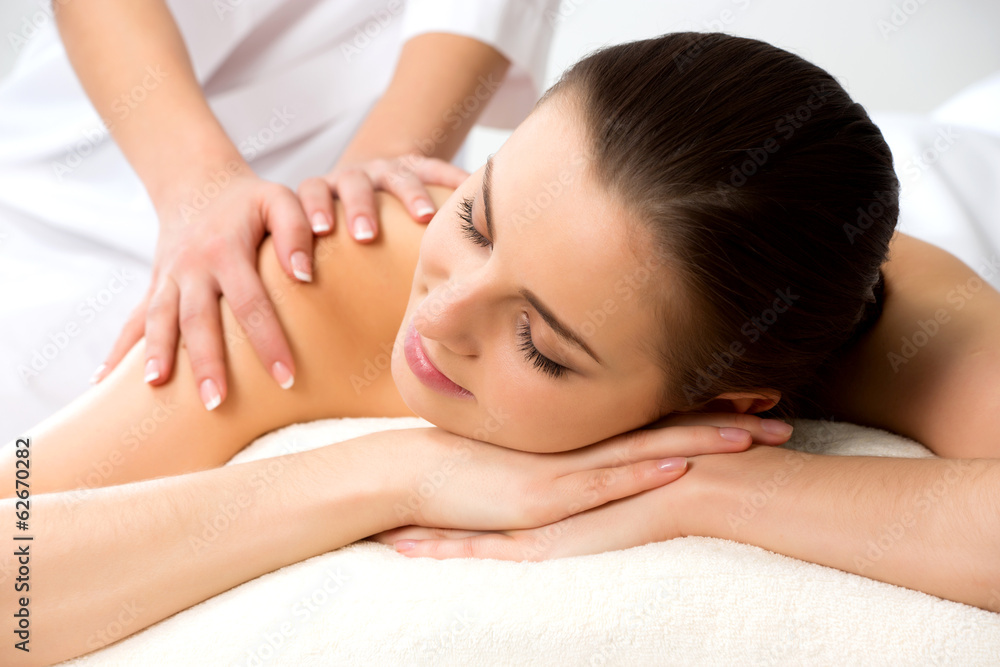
[[371, 414, 794, 559], [297, 154, 468, 242], [93, 167, 313, 410]]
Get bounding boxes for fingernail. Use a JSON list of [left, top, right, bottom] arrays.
[[272, 361, 294, 389], [657, 457, 687, 472], [143, 358, 160, 384], [311, 211, 331, 233], [395, 540, 417, 552], [89, 363, 107, 384], [352, 215, 375, 241], [291, 251, 312, 282], [762, 419, 794, 437], [719, 427, 751, 442], [200, 378, 222, 411], [415, 199, 435, 218]]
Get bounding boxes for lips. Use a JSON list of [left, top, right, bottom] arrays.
[[403, 322, 473, 399]]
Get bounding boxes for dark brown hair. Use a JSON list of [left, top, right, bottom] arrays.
[[551, 32, 898, 417]]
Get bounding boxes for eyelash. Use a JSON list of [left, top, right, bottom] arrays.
[[517, 318, 567, 379], [457, 196, 492, 248], [455, 196, 567, 380]]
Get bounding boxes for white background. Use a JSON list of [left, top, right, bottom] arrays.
[[3, 0, 999, 169]]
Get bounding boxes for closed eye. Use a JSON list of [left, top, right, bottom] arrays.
[[457, 196, 491, 248]]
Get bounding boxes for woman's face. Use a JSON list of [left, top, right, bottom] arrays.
[[391, 97, 675, 452]]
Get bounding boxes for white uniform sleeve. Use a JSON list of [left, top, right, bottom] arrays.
[[400, 0, 561, 128]]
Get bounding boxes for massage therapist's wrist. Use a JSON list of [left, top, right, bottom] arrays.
[[142, 132, 252, 214]]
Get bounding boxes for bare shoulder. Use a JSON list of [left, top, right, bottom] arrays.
[[242, 186, 455, 424], [817, 233, 1000, 457]]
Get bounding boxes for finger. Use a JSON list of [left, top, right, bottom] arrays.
[[651, 412, 793, 444], [333, 168, 378, 242], [380, 169, 438, 223], [177, 280, 228, 411], [394, 533, 525, 561], [369, 526, 485, 545], [141, 279, 181, 386], [92, 295, 150, 384], [216, 262, 296, 391], [410, 155, 470, 189], [573, 425, 752, 472], [296, 177, 334, 236], [543, 457, 689, 525], [264, 186, 314, 283]]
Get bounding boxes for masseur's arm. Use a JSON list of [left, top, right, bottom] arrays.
[[56, 0, 311, 403]]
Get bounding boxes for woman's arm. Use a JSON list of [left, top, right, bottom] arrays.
[[1, 419, 713, 665], [2, 436, 397, 666], [377, 233, 1000, 609]]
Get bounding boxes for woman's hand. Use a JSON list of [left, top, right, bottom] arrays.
[[374, 413, 793, 552], [93, 168, 312, 410], [372, 413, 793, 559], [297, 154, 468, 242]]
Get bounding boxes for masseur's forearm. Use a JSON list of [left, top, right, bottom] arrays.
[[690, 448, 1000, 610], [55, 0, 245, 205], [1, 437, 398, 666], [337, 33, 510, 164]]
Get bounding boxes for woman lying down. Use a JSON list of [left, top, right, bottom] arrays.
[[2, 32, 999, 665]]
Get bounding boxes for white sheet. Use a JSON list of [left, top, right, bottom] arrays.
[[58, 417, 1000, 666]]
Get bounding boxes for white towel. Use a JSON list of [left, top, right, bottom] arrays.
[[60, 418, 1000, 666]]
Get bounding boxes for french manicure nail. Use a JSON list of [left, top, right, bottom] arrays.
[[272, 361, 294, 389], [415, 200, 435, 218], [311, 211, 331, 233], [143, 358, 160, 384], [761, 419, 794, 437], [719, 427, 751, 442], [200, 378, 222, 411], [395, 540, 417, 552], [353, 215, 375, 241], [89, 363, 107, 384], [657, 457, 687, 472], [291, 251, 312, 282]]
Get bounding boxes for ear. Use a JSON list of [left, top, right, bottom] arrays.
[[694, 389, 781, 415]]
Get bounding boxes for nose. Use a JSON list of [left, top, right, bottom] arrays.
[[413, 273, 494, 358]]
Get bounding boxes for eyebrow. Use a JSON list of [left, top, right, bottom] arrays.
[[482, 156, 603, 366], [482, 155, 496, 243], [519, 289, 602, 365]]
